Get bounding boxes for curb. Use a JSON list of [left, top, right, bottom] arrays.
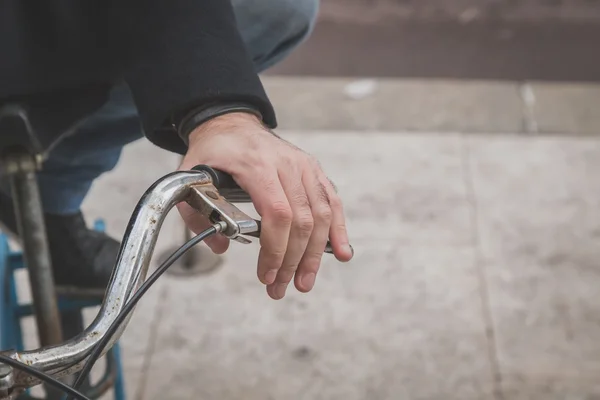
[[262, 76, 600, 136]]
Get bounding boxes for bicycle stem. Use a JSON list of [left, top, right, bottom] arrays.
[[1, 169, 239, 393]]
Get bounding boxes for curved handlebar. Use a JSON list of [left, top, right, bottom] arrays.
[[0, 164, 342, 397], [3, 169, 222, 391]]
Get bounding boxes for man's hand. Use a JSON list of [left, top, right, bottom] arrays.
[[178, 112, 353, 299]]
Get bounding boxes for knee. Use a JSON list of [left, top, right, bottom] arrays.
[[285, 0, 320, 38], [246, 0, 320, 41], [233, 0, 320, 70]]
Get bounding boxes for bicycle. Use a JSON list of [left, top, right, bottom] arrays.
[[0, 103, 341, 400]]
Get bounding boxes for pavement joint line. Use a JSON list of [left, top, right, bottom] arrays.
[[519, 82, 539, 134], [278, 129, 600, 140], [135, 284, 169, 400], [460, 135, 505, 400]]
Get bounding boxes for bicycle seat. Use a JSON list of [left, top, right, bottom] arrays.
[[0, 85, 109, 158]]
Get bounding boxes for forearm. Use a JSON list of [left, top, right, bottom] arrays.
[[108, 0, 276, 153]]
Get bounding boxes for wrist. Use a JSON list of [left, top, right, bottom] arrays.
[[188, 112, 264, 144], [178, 103, 263, 146]]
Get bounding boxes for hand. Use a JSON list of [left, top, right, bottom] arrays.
[[178, 112, 353, 299]]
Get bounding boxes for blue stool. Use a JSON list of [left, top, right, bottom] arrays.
[[0, 221, 126, 400]]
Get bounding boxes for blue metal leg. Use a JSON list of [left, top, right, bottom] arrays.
[[0, 219, 128, 399], [1, 234, 28, 396], [8, 260, 23, 352], [0, 232, 10, 350], [112, 344, 127, 400]]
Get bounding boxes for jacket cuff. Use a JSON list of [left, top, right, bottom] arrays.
[[176, 103, 263, 146]]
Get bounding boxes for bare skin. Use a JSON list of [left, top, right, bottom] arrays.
[[178, 112, 353, 300]]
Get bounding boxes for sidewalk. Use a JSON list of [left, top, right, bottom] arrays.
[[262, 76, 600, 136], [80, 125, 600, 399]]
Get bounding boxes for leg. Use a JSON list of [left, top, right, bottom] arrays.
[[0, 84, 143, 216], [37, 84, 144, 214], [0, 84, 142, 291], [25, 0, 319, 214], [0, 0, 320, 290], [2, 0, 318, 216], [231, 0, 320, 72]]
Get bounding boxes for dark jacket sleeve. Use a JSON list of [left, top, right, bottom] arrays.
[[108, 0, 277, 154]]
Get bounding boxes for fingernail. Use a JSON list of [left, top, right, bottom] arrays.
[[301, 273, 316, 291], [264, 269, 278, 285], [344, 244, 354, 257], [274, 283, 287, 299]]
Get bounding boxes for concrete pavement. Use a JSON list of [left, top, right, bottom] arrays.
[[262, 77, 600, 136], [7, 77, 600, 399], [75, 126, 600, 399]]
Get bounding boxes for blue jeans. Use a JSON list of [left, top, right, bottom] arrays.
[[30, 0, 319, 214]]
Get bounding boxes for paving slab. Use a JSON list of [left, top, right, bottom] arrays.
[[466, 134, 600, 398], [262, 77, 600, 136], [528, 83, 600, 135], [133, 132, 493, 400], [277, 132, 472, 246], [13, 128, 599, 399], [143, 242, 493, 400], [262, 77, 524, 134]]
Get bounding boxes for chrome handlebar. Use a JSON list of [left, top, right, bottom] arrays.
[[0, 168, 260, 398]]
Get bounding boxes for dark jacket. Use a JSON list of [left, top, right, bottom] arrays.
[[0, 0, 277, 154]]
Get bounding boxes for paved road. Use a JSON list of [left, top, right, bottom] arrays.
[[319, 0, 600, 23], [270, 7, 600, 82]]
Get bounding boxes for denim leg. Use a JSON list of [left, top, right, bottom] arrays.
[[35, 84, 143, 214], [30, 0, 319, 214], [231, 0, 320, 72]]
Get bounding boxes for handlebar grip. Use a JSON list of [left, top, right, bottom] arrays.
[[191, 164, 252, 203], [192, 165, 353, 255]]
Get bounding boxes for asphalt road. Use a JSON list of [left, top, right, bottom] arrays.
[[269, 17, 600, 82]]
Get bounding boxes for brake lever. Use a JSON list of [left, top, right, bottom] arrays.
[[243, 220, 341, 254], [186, 185, 340, 253], [187, 165, 350, 255]]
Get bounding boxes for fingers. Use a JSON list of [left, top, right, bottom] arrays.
[[321, 176, 353, 262], [237, 170, 292, 288], [178, 126, 352, 301], [294, 172, 332, 293], [267, 166, 313, 300], [235, 159, 351, 300]]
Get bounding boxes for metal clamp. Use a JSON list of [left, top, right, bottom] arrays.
[[187, 182, 259, 244]]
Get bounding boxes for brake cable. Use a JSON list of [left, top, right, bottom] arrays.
[[0, 354, 90, 400], [65, 224, 220, 400], [0, 225, 218, 400]]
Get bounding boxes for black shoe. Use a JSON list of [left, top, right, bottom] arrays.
[[0, 192, 119, 293]]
